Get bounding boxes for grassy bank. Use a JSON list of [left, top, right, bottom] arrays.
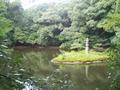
[[52, 50, 110, 64]]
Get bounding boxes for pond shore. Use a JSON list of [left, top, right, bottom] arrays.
[[14, 46, 59, 50], [51, 60, 109, 65]]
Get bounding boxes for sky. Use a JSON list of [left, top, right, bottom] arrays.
[[10, 0, 67, 9], [21, 0, 61, 9], [10, 0, 64, 9]]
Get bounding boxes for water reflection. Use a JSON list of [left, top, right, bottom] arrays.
[[0, 47, 109, 90], [59, 65, 108, 90]]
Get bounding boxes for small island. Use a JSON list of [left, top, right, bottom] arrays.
[[51, 50, 110, 64], [52, 38, 110, 64]]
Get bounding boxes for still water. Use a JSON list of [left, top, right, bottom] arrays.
[[0, 47, 109, 90]]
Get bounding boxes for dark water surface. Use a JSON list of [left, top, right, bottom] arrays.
[[0, 47, 109, 90]]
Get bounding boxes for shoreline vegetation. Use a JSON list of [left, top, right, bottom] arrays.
[[51, 50, 110, 65], [14, 46, 59, 49]]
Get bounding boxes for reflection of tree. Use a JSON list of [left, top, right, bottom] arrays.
[[0, 48, 109, 90], [0, 48, 60, 90], [59, 64, 108, 90], [0, 47, 72, 90], [17, 48, 73, 90], [45, 69, 73, 90], [17, 48, 59, 78]]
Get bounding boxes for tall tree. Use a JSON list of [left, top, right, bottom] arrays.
[[0, 1, 13, 37]]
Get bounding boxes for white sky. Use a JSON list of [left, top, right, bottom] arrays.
[[10, 0, 68, 9], [21, 0, 58, 9]]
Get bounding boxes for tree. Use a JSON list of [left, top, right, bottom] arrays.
[[0, 1, 13, 37], [4, 0, 117, 50], [0, 0, 13, 65]]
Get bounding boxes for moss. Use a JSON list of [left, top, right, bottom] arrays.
[[52, 50, 110, 64]]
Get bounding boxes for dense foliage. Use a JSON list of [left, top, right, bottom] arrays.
[[4, 0, 117, 50], [0, 0, 13, 60], [0, 0, 120, 89], [0, 0, 119, 50]]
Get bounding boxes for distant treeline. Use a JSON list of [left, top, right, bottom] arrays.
[[0, 0, 120, 50]]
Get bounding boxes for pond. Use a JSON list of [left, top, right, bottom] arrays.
[[0, 47, 109, 90]]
